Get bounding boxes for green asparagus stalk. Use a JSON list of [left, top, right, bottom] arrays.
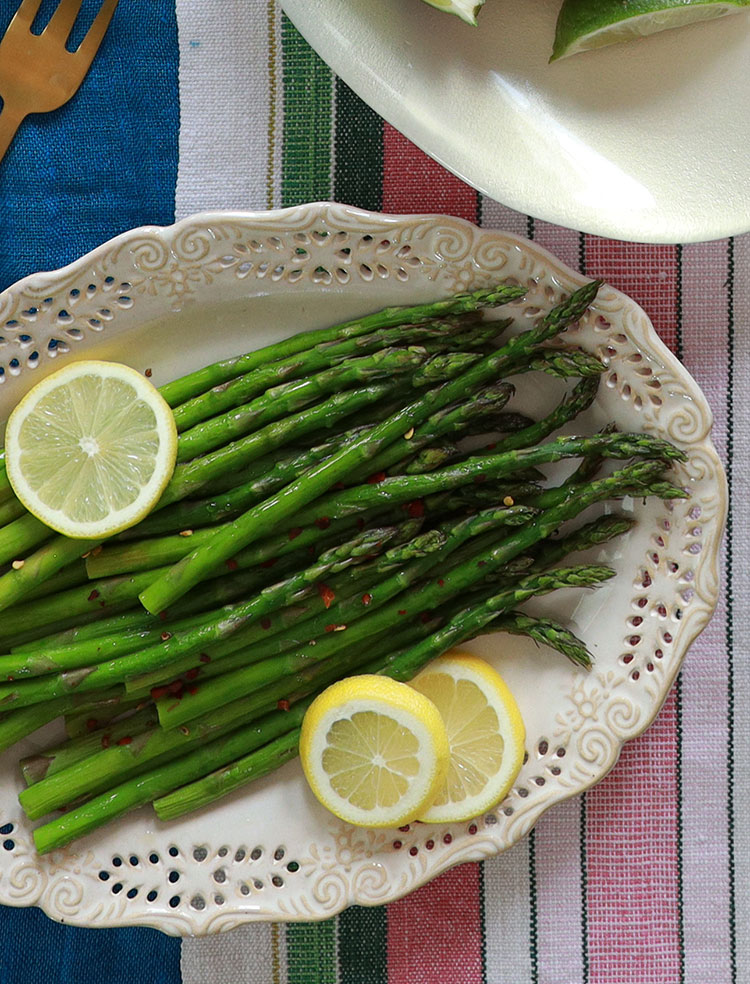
[[0, 686, 126, 753], [139, 281, 604, 614], [158, 281, 526, 408], [492, 611, 594, 668], [490, 376, 600, 454], [0, 514, 54, 567], [0, 524, 404, 682], [0, 495, 25, 527], [172, 318, 508, 432], [175, 346, 430, 462], [520, 347, 606, 378]]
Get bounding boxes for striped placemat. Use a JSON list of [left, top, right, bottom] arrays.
[[0, 2, 746, 982]]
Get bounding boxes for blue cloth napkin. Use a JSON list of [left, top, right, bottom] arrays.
[[0, 1, 182, 979]]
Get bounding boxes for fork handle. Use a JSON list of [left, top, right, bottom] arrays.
[[0, 102, 26, 165]]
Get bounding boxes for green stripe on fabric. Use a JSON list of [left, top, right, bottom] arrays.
[[333, 80, 383, 212], [281, 15, 333, 206], [725, 235, 737, 984], [674, 242, 686, 984], [337, 905, 387, 984], [287, 920, 338, 984]]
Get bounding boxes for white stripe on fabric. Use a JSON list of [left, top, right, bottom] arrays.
[[175, 0, 271, 218], [679, 240, 733, 984], [729, 232, 750, 984], [181, 922, 284, 984], [483, 840, 533, 984], [535, 799, 586, 984]]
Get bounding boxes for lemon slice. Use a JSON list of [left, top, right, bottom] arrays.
[[5, 361, 177, 539], [552, 0, 749, 60], [409, 652, 525, 823], [299, 675, 450, 828], [420, 0, 485, 26]]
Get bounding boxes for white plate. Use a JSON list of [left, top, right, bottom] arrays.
[[282, 0, 750, 244], [0, 204, 725, 934]]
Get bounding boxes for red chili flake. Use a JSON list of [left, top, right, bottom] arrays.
[[116, 736, 133, 746], [260, 617, 272, 630], [101, 735, 111, 749], [419, 611, 433, 624], [260, 558, 278, 569], [334, 481, 346, 490], [367, 471, 387, 485], [85, 718, 99, 732], [477, 560, 487, 568], [325, 624, 336, 633], [150, 685, 171, 700], [288, 527, 303, 541], [185, 668, 200, 681], [407, 499, 425, 518], [99, 601, 107, 608], [314, 516, 331, 530], [485, 442, 497, 450], [6, 675, 13, 682], [398, 609, 407, 616], [473, 474, 487, 484], [277, 699, 291, 712], [199, 653, 211, 663], [87, 589, 100, 602], [144, 368, 153, 378], [362, 593, 373, 606], [468, 823, 478, 835], [160, 631, 172, 641], [187, 686, 199, 696], [409, 846, 418, 856], [392, 840, 402, 850], [226, 558, 239, 571], [168, 680, 184, 695], [307, 546, 316, 556], [317, 583, 336, 609], [158, 610, 168, 621], [437, 578, 445, 587], [443, 833, 452, 844], [356, 517, 365, 530]]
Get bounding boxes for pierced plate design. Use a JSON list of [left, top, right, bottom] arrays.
[[0, 204, 726, 935]]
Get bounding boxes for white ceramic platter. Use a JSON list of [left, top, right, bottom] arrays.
[[282, 0, 750, 244], [0, 205, 725, 934]]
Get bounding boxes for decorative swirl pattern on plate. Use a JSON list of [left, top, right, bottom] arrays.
[[0, 204, 726, 934]]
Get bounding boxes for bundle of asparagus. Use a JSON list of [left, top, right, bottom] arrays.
[[0, 279, 688, 853]]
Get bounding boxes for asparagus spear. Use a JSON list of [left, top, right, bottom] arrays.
[[175, 346, 430, 462], [157, 282, 526, 408], [492, 612, 594, 668], [0, 687, 126, 753], [138, 282, 604, 614], [519, 347, 606, 378], [172, 318, 510, 432], [0, 495, 25, 528], [0, 514, 54, 567], [490, 376, 600, 454], [0, 525, 404, 682]]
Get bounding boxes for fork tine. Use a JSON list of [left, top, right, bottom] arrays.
[[43, 0, 84, 43], [6, 0, 45, 30], [74, 0, 118, 65]]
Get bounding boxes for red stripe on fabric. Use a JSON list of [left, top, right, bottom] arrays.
[[582, 236, 681, 983], [584, 239, 679, 351], [382, 125, 478, 222], [387, 862, 483, 984]]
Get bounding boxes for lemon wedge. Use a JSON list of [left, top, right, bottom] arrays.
[[552, 0, 749, 61], [299, 675, 450, 828], [5, 361, 177, 539], [409, 652, 525, 823]]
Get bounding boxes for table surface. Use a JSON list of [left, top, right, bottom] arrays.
[[0, 2, 746, 983]]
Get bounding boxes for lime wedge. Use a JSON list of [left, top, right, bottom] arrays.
[[421, 0, 485, 26], [552, 0, 749, 60], [5, 361, 177, 539]]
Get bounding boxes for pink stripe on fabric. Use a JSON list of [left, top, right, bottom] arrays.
[[674, 240, 732, 983], [381, 125, 478, 222], [387, 863, 484, 984], [582, 237, 682, 984]]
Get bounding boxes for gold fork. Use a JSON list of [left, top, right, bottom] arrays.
[[0, 0, 119, 164]]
